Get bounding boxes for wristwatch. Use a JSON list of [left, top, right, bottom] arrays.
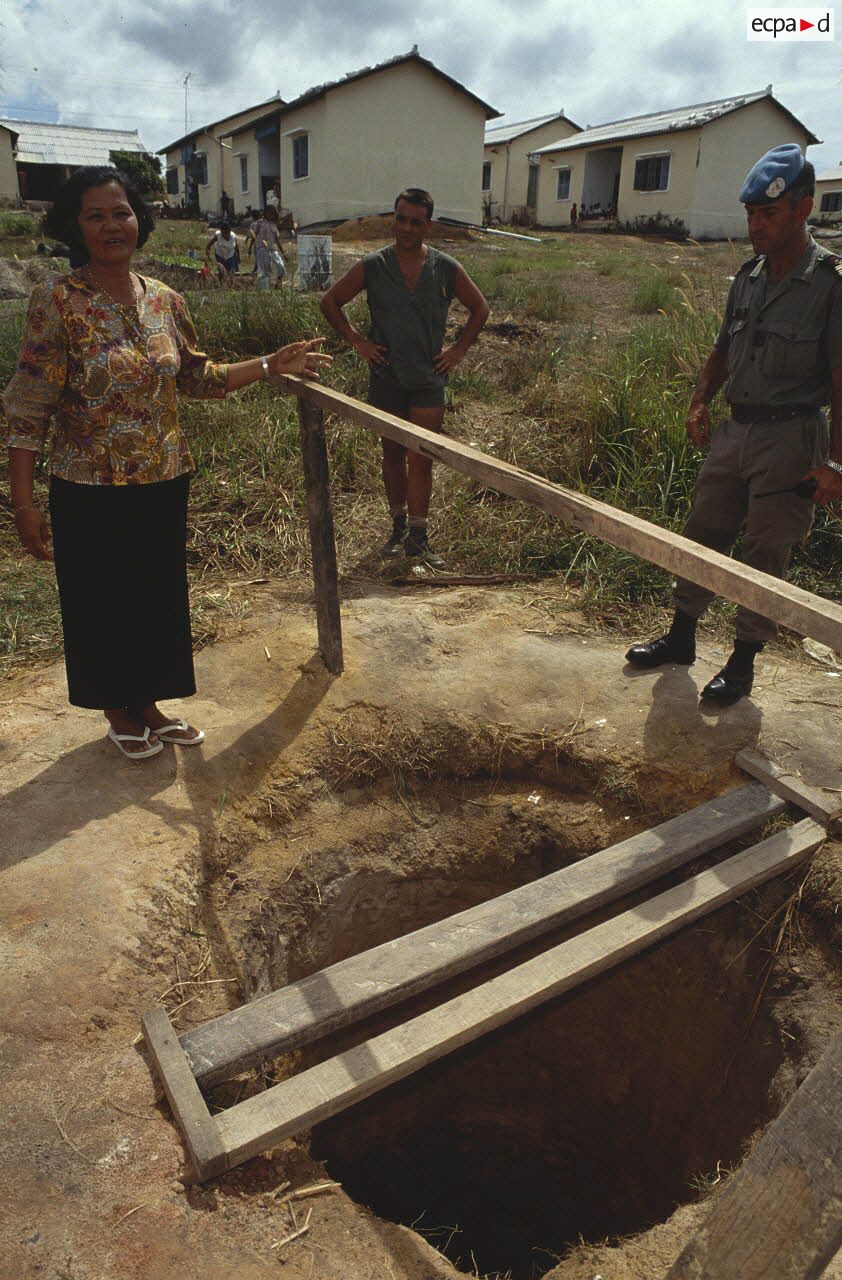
[[825, 459, 842, 475], [261, 356, 270, 380]]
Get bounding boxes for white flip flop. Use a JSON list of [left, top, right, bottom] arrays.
[[151, 720, 205, 746], [107, 725, 164, 761]]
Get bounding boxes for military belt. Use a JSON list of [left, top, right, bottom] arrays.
[[729, 403, 819, 424]]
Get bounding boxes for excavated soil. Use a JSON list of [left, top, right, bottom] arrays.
[[1, 587, 841, 1280], [332, 214, 476, 243]]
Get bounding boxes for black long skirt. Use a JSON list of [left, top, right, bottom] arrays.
[[49, 473, 196, 710]]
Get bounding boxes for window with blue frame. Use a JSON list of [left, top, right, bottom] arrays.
[[555, 169, 571, 200], [293, 135, 309, 180], [633, 154, 670, 192]]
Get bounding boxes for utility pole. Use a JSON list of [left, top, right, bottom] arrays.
[[183, 72, 192, 134]]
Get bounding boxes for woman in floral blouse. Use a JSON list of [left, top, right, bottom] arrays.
[[5, 166, 330, 760]]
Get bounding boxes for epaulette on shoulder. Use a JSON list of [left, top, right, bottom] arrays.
[[817, 250, 842, 278]]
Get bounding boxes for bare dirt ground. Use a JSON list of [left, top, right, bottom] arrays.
[[1, 583, 841, 1280]]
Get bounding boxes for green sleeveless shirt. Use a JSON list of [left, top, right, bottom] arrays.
[[363, 245, 459, 392]]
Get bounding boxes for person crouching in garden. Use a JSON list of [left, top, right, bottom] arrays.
[[5, 165, 330, 761], [205, 219, 240, 281]]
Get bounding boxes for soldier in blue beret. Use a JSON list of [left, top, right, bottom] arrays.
[[626, 144, 842, 704]]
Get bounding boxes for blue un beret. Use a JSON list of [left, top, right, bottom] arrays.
[[739, 144, 806, 204]]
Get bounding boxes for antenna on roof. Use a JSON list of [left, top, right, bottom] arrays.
[[183, 71, 192, 134]]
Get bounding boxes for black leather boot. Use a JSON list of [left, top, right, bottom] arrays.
[[381, 512, 408, 559], [701, 640, 763, 705], [626, 610, 697, 668]]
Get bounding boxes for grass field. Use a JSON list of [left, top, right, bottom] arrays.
[[1, 221, 841, 679]]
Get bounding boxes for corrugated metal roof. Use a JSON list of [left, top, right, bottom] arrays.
[[816, 166, 842, 183], [485, 112, 576, 146], [0, 119, 149, 166], [531, 89, 818, 154]]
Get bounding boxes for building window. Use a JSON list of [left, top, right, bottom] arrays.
[[482, 160, 492, 192], [555, 168, 571, 200], [190, 152, 208, 186], [820, 192, 842, 213], [633, 154, 670, 192], [292, 135, 309, 180], [239, 155, 248, 193], [166, 168, 179, 196], [526, 163, 539, 208]]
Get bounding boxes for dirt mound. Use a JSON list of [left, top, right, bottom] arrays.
[[0, 255, 68, 300], [332, 214, 476, 243]]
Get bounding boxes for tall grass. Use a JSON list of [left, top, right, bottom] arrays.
[[2, 240, 839, 677]]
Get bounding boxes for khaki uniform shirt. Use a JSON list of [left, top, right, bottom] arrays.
[[714, 238, 842, 409]]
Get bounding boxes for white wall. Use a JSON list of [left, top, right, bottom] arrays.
[[0, 128, 19, 203], [814, 175, 842, 223], [536, 127, 701, 233], [483, 118, 579, 221], [280, 61, 488, 227], [691, 98, 815, 240]]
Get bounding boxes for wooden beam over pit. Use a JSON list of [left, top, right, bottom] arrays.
[[665, 1031, 842, 1280], [278, 376, 842, 657]]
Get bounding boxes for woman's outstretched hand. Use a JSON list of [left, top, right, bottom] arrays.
[[271, 338, 332, 381]]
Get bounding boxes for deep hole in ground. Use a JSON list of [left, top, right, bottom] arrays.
[[307, 919, 783, 1279], [214, 748, 797, 1280]]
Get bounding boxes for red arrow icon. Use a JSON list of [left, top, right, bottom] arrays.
[[799, 17, 814, 29]]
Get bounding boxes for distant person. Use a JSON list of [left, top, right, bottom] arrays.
[[570, 202, 578, 229], [625, 144, 842, 704], [320, 187, 489, 566], [220, 190, 233, 219], [246, 206, 286, 290], [265, 182, 280, 211], [205, 220, 240, 280], [4, 165, 330, 761]]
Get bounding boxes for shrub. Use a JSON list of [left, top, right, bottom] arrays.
[[0, 210, 38, 237]]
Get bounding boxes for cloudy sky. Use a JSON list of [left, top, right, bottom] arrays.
[[2, 0, 840, 173]]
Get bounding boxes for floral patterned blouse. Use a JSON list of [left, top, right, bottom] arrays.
[[3, 271, 228, 485]]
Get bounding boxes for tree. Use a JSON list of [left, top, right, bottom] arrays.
[[109, 151, 164, 196]]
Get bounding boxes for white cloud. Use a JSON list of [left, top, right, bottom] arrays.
[[1, 0, 839, 171]]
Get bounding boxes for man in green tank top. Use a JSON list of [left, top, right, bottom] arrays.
[[321, 188, 489, 566]]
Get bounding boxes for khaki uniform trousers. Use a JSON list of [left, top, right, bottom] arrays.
[[672, 413, 829, 644]]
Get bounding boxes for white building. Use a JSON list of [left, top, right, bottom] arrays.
[[529, 88, 819, 240], [223, 50, 501, 227], [0, 125, 19, 203], [159, 96, 284, 215], [814, 164, 842, 223], [483, 112, 580, 223], [0, 119, 150, 203]]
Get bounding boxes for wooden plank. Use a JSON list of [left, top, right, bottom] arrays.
[[297, 399, 343, 675], [277, 376, 842, 655], [737, 749, 842, 831], [141, 1006, 227, 1180], [665, 1032, 842, 1280], [212, 818, 825, 1173], [183, 783, 785, 1087]]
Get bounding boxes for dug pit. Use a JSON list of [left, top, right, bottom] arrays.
[[209, 722, 820, 1280]]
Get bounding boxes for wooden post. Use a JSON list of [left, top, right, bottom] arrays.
[[276, 376, 842, 656], [297, 397, 343, 675]]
